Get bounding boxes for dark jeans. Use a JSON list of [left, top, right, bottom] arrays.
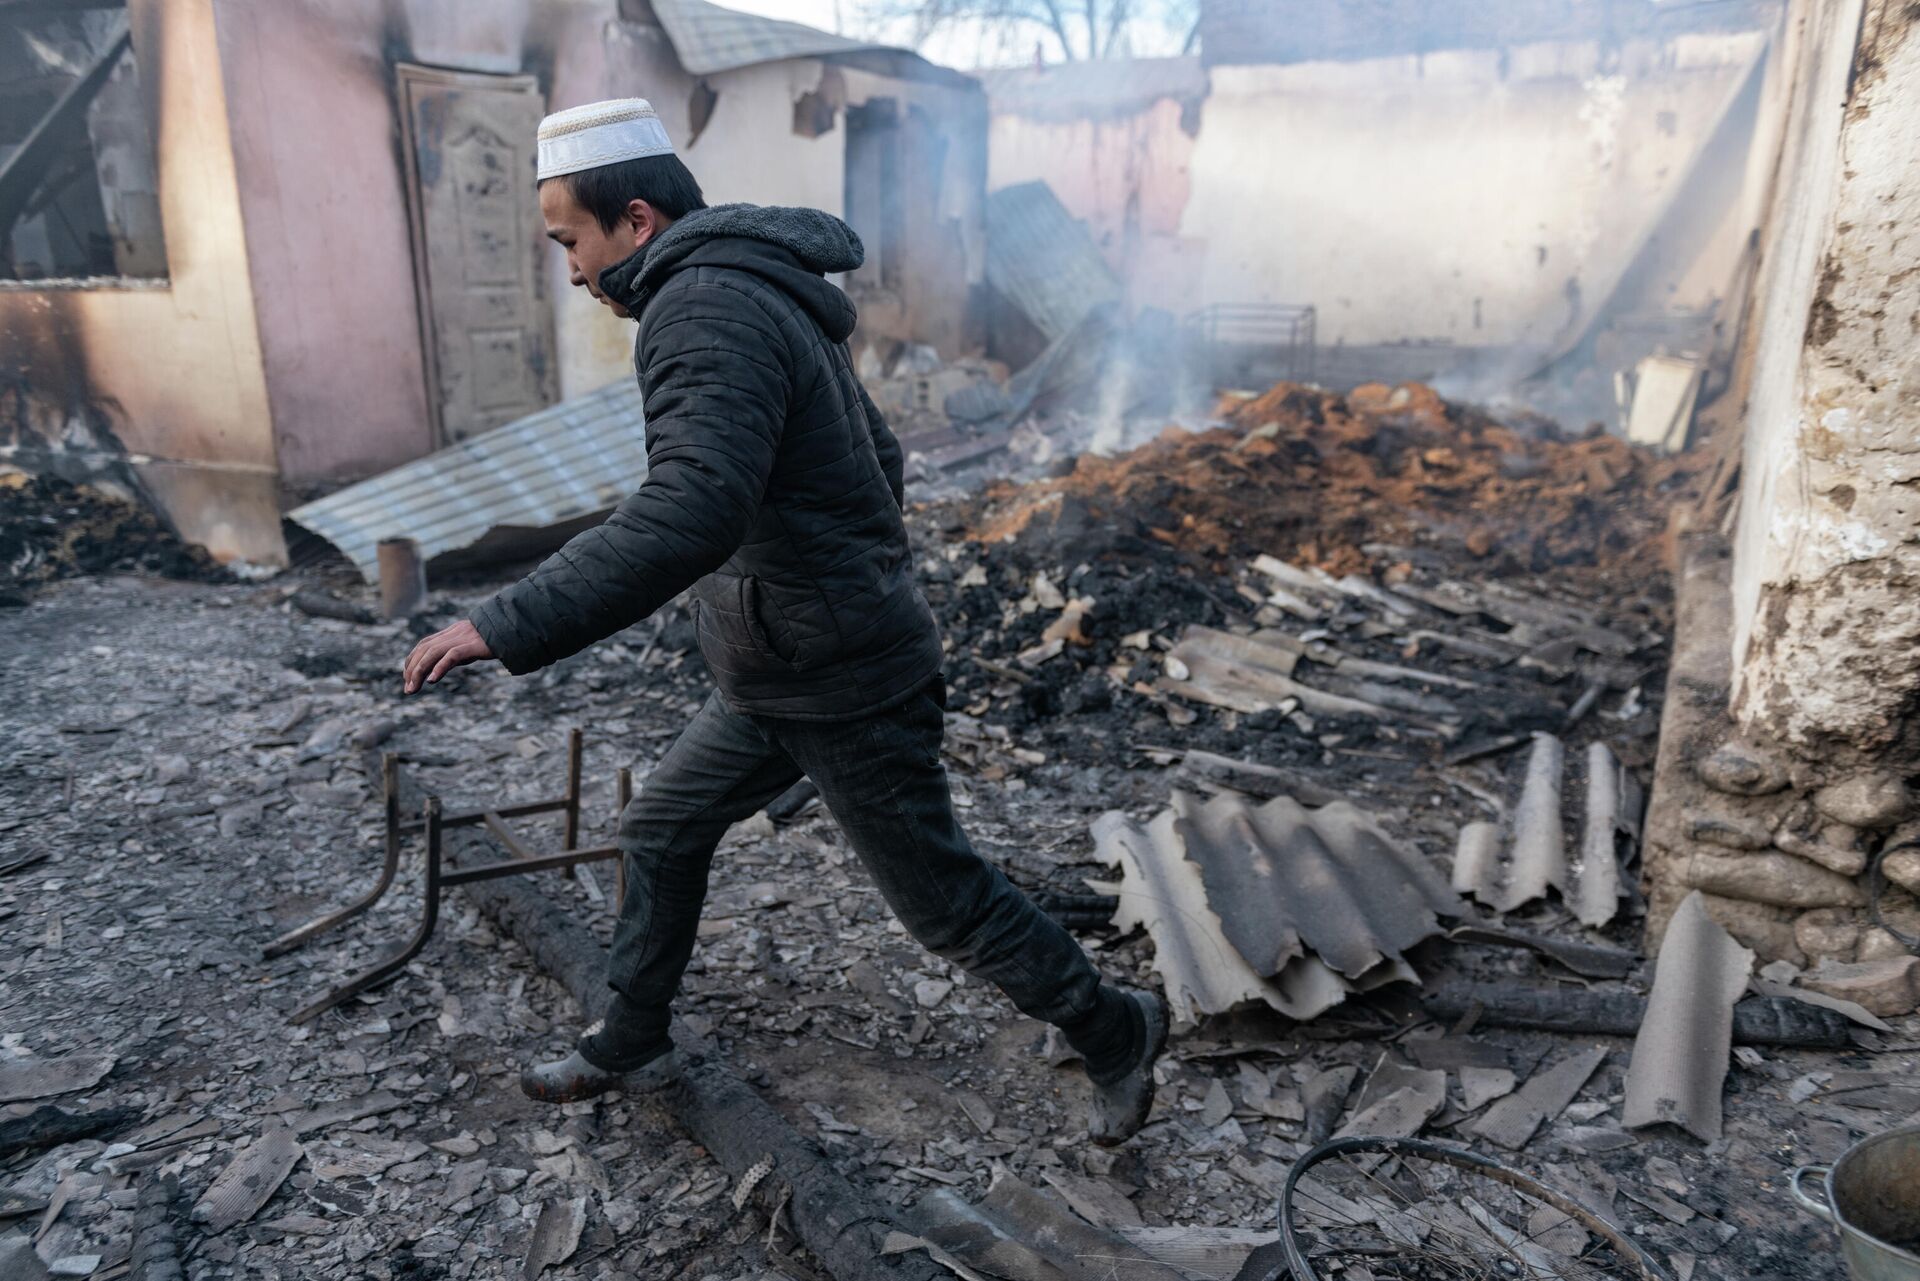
[[595, 676, 1111, 1059]]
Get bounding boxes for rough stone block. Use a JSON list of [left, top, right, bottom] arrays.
[[1813, 774, 1914, 830], [1798, 956, 1920, 1017], [1694, 892, 1805, 966], [1684, 850, 1867, 909], [1773, 823, 1868, 876], [1794, 908, 1863, 964], [1883, 847, 1920, 897], [1688, 813, 1773, 850], [1858, 928, 1915, 962], [1695, 741, 1789, 796]]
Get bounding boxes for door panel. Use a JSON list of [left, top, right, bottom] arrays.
[[397, 65, 556, 445]]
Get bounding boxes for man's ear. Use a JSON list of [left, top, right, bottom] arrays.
[[626, 198, 660, 249]]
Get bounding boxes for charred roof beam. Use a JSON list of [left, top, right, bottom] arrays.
[[0, 18, 128, 245]]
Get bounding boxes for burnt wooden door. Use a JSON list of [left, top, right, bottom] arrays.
[[397, 65, 556, 445]]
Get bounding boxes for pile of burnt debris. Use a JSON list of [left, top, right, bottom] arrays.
[[0, 470, 227, 596], [917, 379, 1683, 753], [5, 381, 1914, 1281]]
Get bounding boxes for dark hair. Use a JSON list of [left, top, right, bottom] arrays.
[[548, 154, 707, 232]]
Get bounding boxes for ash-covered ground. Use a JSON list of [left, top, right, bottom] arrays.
[[2, 386, 1907, 1281]]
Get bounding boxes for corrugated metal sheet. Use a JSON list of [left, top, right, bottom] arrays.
[[985, 181, 1121, 343], [649, 0, 939, 77], [1088, 788, 1457, 1026], [286, 379, 647, 582]]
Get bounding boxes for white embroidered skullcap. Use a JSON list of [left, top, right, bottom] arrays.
[[536, 98, 675, 180]]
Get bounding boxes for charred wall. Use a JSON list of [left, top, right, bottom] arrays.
[[0, 0, 282, 565], [985, 60, 1202, 320], [986, 33, 1774, 420]]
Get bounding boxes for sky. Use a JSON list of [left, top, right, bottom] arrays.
[[713, 0, 1192, 69]]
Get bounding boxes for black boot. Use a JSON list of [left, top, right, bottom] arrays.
[[1086, 986, 1168, 1146], [520, 1021, 679, 1105]]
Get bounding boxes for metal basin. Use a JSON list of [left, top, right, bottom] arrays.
[[1792, 1124, 1920, 1281]]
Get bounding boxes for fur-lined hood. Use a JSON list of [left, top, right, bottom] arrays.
[[597, 203, 864, 341]]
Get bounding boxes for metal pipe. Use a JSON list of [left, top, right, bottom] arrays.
[[262, 752, 405, 957], [439, 843, 621, 887], [376, 538, 427, 621], [398, 796, 570, 830], [290, 795, 444, 1023]]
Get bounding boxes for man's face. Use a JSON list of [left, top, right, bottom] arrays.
[[539, 180, 661, 320]]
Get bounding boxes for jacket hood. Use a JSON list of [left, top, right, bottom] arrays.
[[599, 203, 864, 342]]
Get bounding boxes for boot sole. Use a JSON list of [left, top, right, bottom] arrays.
[[520, 1050, 681, 1105], [519, 1070, 620, 1105]]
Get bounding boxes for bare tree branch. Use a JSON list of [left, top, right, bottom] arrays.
[[1039, 0, 1079, 59], [860, 0, 1189, 63], [1100, 0, 1133, 58]]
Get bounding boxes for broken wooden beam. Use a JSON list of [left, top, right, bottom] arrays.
[[288, 589, 376, 625], [371, 751, 974, 1279], [458, 869, 949, 1281], [1424, 982, 1855, 1047], [0, 1103, 137, 1162]]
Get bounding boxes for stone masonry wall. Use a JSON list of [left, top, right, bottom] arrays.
[[1648, 0, 1920, 1017]]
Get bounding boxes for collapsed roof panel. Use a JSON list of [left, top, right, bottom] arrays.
[[1452, 732, 1641, 926], [646, 0, 956, 80], [1171, 789, 1460, 981], [984, 182, 1122, 344], [1089, 807, 1312, 1025], [1088, 789, 1452, 1027], [287, 379, 647, 582]]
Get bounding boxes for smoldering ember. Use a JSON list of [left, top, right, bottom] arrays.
[[3, 3, 1918, 1281]]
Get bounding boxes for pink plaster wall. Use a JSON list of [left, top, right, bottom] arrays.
[[213, 0, 436, 484], [988, 98, 1203, 317]]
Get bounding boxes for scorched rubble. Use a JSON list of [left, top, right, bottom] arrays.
[[0, 382, 1908, 1281]]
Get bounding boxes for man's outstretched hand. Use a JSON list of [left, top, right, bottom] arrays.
[[403, 619, 495, 694]]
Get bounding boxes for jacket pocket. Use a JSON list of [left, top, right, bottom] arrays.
[[741, 576, 804, 667]]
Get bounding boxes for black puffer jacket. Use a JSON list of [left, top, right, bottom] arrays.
[[471, 205, 943, 719]]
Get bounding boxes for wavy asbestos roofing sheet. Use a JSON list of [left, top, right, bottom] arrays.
[[287, 379, 647, 583], [1172, 790, 1460, 980], [1450, 734, 1640, 926], [984, 182, 1122, 343], [1574, 740, 1640, 926], [648, 0, 939, 77], [1624, 891, 1754, 1142], [1088, 789, 1456, 1027]]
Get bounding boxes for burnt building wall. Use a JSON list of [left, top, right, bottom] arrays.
[[0, 0, 282, 565]]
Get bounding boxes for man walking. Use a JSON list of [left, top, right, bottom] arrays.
[[402, 99, 1165, 1145]]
